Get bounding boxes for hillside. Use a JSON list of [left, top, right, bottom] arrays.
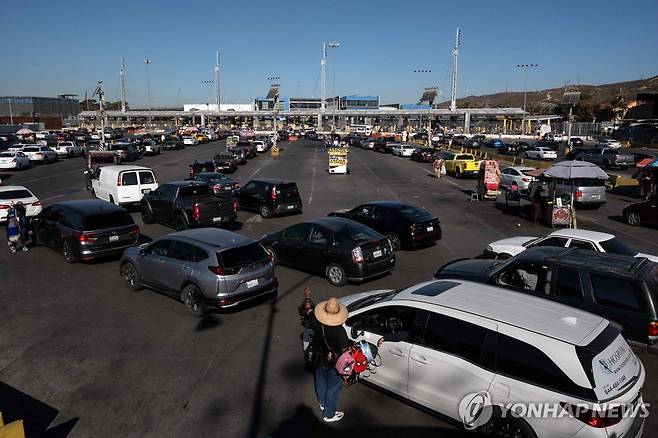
[[436, 75, 658, 113]]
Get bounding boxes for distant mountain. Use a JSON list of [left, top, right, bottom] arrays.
[[436, 75, 658, 114]]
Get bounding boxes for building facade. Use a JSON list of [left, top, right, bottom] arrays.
[[0, 96, 79, 118]]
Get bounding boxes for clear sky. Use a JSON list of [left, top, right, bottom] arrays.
[[2, 0, 657, 107]]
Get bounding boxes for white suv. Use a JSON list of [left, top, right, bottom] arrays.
[[341, 280, 645, 438], [55, 141, 83, 158]]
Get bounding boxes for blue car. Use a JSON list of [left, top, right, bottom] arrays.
[[486, 139, 505, 148]]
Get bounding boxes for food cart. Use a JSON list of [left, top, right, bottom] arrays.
[[226, 135, 239, 148], [476, 160, 500, 200], [328, 147, 349, 174]]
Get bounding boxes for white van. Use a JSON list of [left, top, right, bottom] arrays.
[[91, 165, 158, 206]]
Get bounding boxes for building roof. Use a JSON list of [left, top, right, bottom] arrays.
[[394, 280, 606, 345]]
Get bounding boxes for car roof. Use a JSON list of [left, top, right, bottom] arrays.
[[162, 180, 208, 187], [302, 217, 370, 232], [394, 280, 606, 345], [172, 228, 255, 249], [100, 165, 152, 172], [251, 178, 294, 185], [549, 228, 614, 242], [0, 185, 33, 194], [519, 247, 648, 274], [508, 166, 535, 171], [53, 199, 125, 214], [368, 201, 416, 210]]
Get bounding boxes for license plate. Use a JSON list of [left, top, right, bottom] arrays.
[[427, 226, 434, 232], [109, 235, 119, 242], [141, 189, 150, 194], [213, 217, 222, 222], [246, 279, 259, 288], [373, 250, 383, 258], [591, 195, 600, 199], [287, 205, 295, 209]]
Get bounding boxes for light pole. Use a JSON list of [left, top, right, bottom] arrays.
[[328, 41, 340, 130], [516, 64, 538, 134], [144, 58, 153, 127]]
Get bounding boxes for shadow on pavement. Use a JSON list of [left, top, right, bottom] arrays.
[[195, 314, 222, 332], [0, 381, 78, 437]]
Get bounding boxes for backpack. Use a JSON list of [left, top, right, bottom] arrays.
[[351, 347, 368, 374]]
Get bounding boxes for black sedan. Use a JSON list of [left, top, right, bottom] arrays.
[[500, 141, 531, 156], [410, 147, 435, 162], [623, 198, 657, 228], [328, 201, 441, 250], [186, 172, 240, 195], [261, 217, 395, 287]]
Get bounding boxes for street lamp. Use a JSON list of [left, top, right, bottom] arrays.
[[144, 59, 153, 127], [516, 64, 538, 134], [328, 41, 340, 129]]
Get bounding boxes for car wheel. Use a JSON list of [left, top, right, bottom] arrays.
[[264, 246, 278, 265], [455, 168, 462, 179], [141, 204, 156, 224], [387, 232, 401, 251], [90, 189, 97, 199], [325, 263, 347, 287], [181, 284, 207, 317], [121, 262, 143, 291], [62, 240, 78, 263], [259, 204, 272, 218], [626, 212, 641, 226], [175, 213, 189, 231], [109, 195, 116, 205], [484, 412, 537, 438], [495, 253, 512, 260]]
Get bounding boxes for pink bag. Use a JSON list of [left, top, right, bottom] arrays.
[[335, 350, 356, 376]]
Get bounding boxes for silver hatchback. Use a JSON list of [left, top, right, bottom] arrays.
[[120, 228, 277, 316]]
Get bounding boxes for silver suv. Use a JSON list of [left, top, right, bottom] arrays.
[[119, 228, 277, 316]]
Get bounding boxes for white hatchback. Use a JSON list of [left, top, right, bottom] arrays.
[[0, 151, 31, 170], [0, 186, 42, 221], [342, 280, 646, 438]]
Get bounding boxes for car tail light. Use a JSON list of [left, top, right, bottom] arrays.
[[129, 226, 140, 238], [575, 190, 583, 199], [522, 177, 530, 182], [271, 185, 277, 201], [559, 403, 623, 428], [193, 204, 201, 221], [232, 199, 239, 212], [32, 201, 42, 206], [234, 183, 240, 189], [0, 204, 11, 210], [79, 233, 98, 243], [649, 321, 658, 337], [117, 174, 122, 186], [352, 246, 364, 264], [208, 266, 240, 276], [213, 185, 221, 193]]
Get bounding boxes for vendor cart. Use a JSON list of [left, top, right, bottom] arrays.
[[477, 160, 501, 200], [328, 147, 349, 174]]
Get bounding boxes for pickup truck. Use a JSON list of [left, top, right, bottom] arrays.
[[442, 152, 480, 178], [141, 181, 238, 230], [213, 153, 238, 173], [578, 148, 634, 169]]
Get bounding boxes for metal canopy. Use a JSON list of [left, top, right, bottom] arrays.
[[266, 85, 280, 100], [561, 92, 581, 105], [419, 87, 438, 104]]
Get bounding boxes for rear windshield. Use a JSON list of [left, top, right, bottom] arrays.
[[0, 189, 33, 199], [178, 185, 212, 196], [83, 211, 134, 230], [275, 183, 298, 194], [204, 174, 228, 183], [344, 224, 380, 243], [23, 147, 39, 152], [571, 178, 606, 187], [599, 238, 637, 257], [219, 242, 268, 268], [236, 142, 251, 147], [397, 205, 429, 221], [456, 154, 474, 160]]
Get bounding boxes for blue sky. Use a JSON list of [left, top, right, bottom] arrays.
[[2, 0, 657, 107]]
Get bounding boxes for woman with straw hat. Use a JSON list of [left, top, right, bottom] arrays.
[[311, 296, 351, 423]]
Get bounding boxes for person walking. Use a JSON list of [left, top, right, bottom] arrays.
[[433, 156, 444, 179], [6, 205, 22, 253], [311, 297, 350, 423]]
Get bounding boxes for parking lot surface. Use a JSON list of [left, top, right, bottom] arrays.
[[1, 139, 657, 437]]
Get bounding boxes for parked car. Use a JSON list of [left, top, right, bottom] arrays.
[[500, 141, 530, 156], [163, 139, 184, 150], [229, 147, 248, 164], [528, 176, 607, 208], [21, 145, 58, 164], [524, 147, 557, 160], [253, 141, 268, 153], [142, 141, 162, 156], [33, 200, 139, 263], [566, 147, 592, 160], [0, 186, 42, 221], [54, 141, 83, 158], [261, 217, 395, 286], [596, 138, 622, 149], [483, 228, 658, 261], [624, 197, 658, 228], [535, 139, 560, 150], [341, 279, 646, 437], [484, 139, 505, 149], [373, 137, 398, 153], [235, 141, 257, 158], [499, 166, 537, 192], [119, 228, 277, 315], [141, 181, 237, 230], [391, 143, 416, 157], [442, 152, 479, 178], [236, 179, 302, 218], [90, 165, 158, 206], [578, 148, 634, 169], [186, 172, 240, 195], [543, 132, 563, 142], [410, 147, 434, 162], [212, 154, 238, 173], [435, 246, 658, 350], [182, 136, 198, 146], [469, 134, 487, 148], [110, 143, 140, 162], [0, 151, 31, 170], [328, 201, 441, 250], [568, 137, 584, 148]]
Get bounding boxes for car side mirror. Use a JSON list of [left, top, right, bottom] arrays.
[[138, 243, 149, 257], [350, 321, 364, 339]]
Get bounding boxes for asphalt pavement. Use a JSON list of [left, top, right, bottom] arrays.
[[1, 139, 656, 437]]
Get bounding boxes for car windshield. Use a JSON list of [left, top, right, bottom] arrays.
[[344, 224, 380, 243], [204, 174, 228, 183], [23, 147, 38, 152], [397, 205, 429, 221], [219, 243, 268, 269], [178, 185, 212, 196], [0, 189, 33, 199], [83, 211, 134, 230], [347, 289, 399, 311], [599, 237, 637, 256]]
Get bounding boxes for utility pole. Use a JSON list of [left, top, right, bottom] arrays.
[[319, 42, 327, 130], [92, 81, 106, 150], [328, 41, 340, 130], [8, 98, 13, 124], [120, 57, 127, 113], [215, 51, 221, 108], [517, 64, 538, 134], [450, 28, 461, 111], [144, 58, 152, 127]]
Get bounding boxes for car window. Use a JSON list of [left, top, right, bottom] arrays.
[[148, 239, 172, 257], [83, 211, 134, 230], [599, 238, 637, 257], [352, 205, 373, 218], [219, 242, 268, 268], [243, 181, 257, 191], [568, 239, 597, 251], [283, 224, 311, 241], [591, 275, 643, 312], [139, 171, 155, 185], [347, 305, 427, 343], [528, 236, 569, 249], [178, 185, 212, 196], [0, 189, 34, 200], [554, 267, 584, 301], [121, 172, 138, 186], [168, 241, 198, 262], [497, 262, 552, 294], [309, 226, 331, 246]]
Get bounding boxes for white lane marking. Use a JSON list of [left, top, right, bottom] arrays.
[[244, 214, 262, 230], [351, 151, 400, 201], [308, 145, 318, 205], [41, 193, 71, 202]]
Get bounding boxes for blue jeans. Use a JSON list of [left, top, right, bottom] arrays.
[[314, 366, 343, 418]]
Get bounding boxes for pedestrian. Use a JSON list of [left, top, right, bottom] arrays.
[[532, 187, 543, 223], [14, 201, 30, 251], [6, 205, 22, 253], [433, 156, 444, 179], [310, 296, 350, 423]]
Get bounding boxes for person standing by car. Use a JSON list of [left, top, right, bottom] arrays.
[[311, 297, 350, 423], [433, 156, 444, 179]]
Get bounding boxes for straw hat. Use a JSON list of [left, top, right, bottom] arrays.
[[314, 297, 348, 326]]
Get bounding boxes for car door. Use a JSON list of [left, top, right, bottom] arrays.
[[407, 309, 497, 421], [161, 240, 199, 294], [499, 168, 512, 187], [346, 304, 428, 397], [36, 207, 61, 248], [645, 200, 658, 226], [238, 181, 258, 210], [305, 225, 334, 275], [277, 223, 312, 267], [119, 171, 140, 204], [138, 239, 174, 290], [546, 266, 590, 310], [348, 204, 374, 228]]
